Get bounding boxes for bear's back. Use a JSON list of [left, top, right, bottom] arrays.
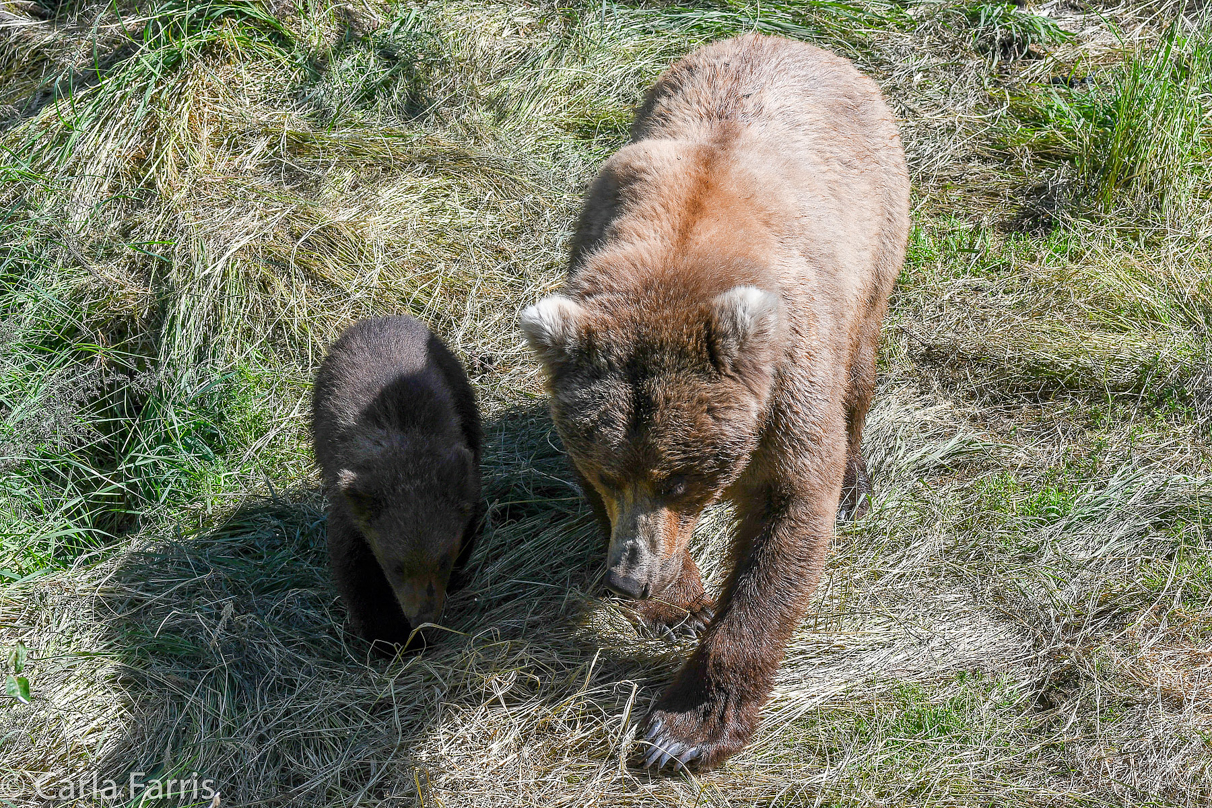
[[312, 316, 480, 487], [568, 33, 908, 355], [630, 34, 900, 165]]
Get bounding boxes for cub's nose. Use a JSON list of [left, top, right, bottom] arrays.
[[395, 576, 445, 628], [605, 569, 649, 599]]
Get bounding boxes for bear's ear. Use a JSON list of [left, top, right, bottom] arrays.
[[519, 295, 585, 370], [337, 468, 378, 520], [435, 444, 476, 493], [708, 286, 780, 378]]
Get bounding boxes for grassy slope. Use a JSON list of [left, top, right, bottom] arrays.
[[1, 1, 1210, 805]]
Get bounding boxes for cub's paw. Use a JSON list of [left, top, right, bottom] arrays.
[[624, 597, 714, 641], [635, 683, 758, 771]]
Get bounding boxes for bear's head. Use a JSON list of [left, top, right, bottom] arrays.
[[337, 438, 478, 630], [520, 285, 781, 599]]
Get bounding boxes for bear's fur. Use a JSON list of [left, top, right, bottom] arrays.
[[312, 315, 481, 653], [520, 34, 909, 769]]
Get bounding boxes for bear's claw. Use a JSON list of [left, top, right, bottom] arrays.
[[641, 722, 702, 771], [634, 677, 759, 772], [685, 604, 714, 634], [624, 598, 715, 641]]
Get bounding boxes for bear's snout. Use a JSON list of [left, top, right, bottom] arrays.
[[606, 498, 685, 599], [605, 568, 649, 599], [393, 574, 446, 627], [605, 535, 657, 598]]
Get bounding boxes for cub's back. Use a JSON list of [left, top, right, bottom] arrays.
[[311, 316, 480, 486]]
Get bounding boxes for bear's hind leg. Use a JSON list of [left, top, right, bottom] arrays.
[[326, 504, 413, 653], [839, 330, 878, 521], [625, 549, 714, 639], [840, 450, 872, 521]]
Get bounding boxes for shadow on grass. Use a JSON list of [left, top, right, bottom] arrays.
[[81, 401, 664, 805]]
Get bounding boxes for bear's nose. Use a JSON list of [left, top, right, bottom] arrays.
[[395, 575, 445, 627], [605, 569, 649, 599]]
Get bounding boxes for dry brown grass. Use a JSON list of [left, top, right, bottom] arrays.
[[0, 1, 1209, 806]]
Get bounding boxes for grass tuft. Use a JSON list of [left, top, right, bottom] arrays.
[[1007, 13, 1212, 228]]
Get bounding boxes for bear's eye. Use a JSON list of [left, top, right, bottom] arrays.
[[661, 475, 688, 498], [597, 472, 623, 492]]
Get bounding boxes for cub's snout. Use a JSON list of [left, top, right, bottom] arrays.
[[393, 572, 446, 628]]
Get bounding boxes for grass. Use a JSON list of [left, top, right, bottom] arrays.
[[1003, 12, 1212, 227], [963, 1, 1072, 67], [1, 0, 1210, 805]]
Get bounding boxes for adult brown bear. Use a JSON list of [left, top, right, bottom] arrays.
[[521, 34, 909, 769]]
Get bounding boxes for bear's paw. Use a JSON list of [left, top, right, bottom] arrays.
[[635, 681, 759, 771], [623, 597, 714, 641]]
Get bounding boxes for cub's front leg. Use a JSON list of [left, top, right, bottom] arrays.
[[638, 482, 836, 770], [326, 503, 413, 653]]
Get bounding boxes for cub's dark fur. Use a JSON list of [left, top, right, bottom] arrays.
[[312, 315, 481, 651]]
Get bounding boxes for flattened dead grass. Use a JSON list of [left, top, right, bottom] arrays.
[[1, 1, 1209, 806]]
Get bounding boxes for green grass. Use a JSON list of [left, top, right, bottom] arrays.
[[1, 1, 1210, 805], [1004, 14, 1212, 226], [963, 1, 1072, 66]]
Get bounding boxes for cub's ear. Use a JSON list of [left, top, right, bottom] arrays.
[[336, 468, 378, 520], [519, 295, 585, 370], [436, 444, 476, 492], [708, 286, 780, 378]]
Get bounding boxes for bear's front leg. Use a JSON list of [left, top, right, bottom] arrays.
[[623, 549, 715, 639], [637, 489, 834, 770]]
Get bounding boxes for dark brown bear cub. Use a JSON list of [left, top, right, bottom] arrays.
[[312, 315, 481, 652]]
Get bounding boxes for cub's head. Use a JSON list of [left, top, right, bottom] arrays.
[[520, 286, 780, 599], [336, 439, 478, 632]]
